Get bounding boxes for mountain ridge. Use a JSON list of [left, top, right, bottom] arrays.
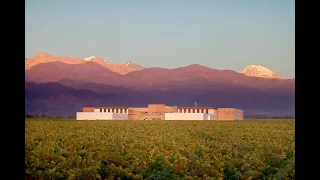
[[25, 61, 294, 92], [25, 53, 294, 117], [26, 52, 291, 79], [25, 52, 144, 75]]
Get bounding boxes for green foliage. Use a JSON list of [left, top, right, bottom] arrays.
[[25, 119, 295, 180]]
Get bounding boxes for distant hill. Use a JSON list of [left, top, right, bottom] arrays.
[[25, 81, 134, 116], [57, 78, 134, 94], [25, 61, 123, 85], [25, 80, 294, 117], [26, 62, 294, 92]]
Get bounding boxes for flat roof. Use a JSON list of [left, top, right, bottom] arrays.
[[83, 107, 129, 109], [83, 106, 217, 109], [178, 107, 217, 109]]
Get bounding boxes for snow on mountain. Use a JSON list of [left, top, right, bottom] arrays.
[[125, 61, 144, 70], [84, 56, 109, 63], [239, 65, 285, 79], [84, 56, 98, 61]]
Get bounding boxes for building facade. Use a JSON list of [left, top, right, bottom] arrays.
[[76, 104, 243, 120]]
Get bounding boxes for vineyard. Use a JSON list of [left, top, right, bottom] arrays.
[[25, 119, 295, 180]]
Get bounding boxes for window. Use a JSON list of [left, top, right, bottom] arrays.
[[152, 112, 162, 116], [100, 109, 102, 112], [140, 112, 148, 115]]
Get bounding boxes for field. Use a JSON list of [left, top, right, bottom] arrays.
[[25, 119, 295, 180]]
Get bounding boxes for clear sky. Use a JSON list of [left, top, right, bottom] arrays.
[[25, 0, 295, 78]]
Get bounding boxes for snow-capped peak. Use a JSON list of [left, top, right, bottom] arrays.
[[125, 61, 144, 70], [84, 56, 109, 63], [239, 65, 284, 79], [84, 56, 98, 61], [125, 61, 133, 65]]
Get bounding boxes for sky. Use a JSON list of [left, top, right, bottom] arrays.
[[25, 0, 295, 78]]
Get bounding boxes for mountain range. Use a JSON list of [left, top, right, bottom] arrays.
[[25, 52, 295, 117], [25, 52, 144, 74]]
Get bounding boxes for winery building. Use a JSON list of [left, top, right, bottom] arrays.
[[76, 104, 243, 120]]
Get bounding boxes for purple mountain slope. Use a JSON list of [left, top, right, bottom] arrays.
[[25, 61, 294, 117], [25, 81, 294, 117], [26, 62, 294, 91], [56, 78, 134, 94]]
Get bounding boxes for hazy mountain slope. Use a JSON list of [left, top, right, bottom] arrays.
[[123, 64, 294, 92], [25, 52, 140, 75], [25, 81, 133, 116], [25, 61, 124, 85], [25, 80, 294, 117], [25, 53, 294, 117], [57, 78, 134, 94], [26, 62, 294, 93], [25, 52, 86, 70]]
